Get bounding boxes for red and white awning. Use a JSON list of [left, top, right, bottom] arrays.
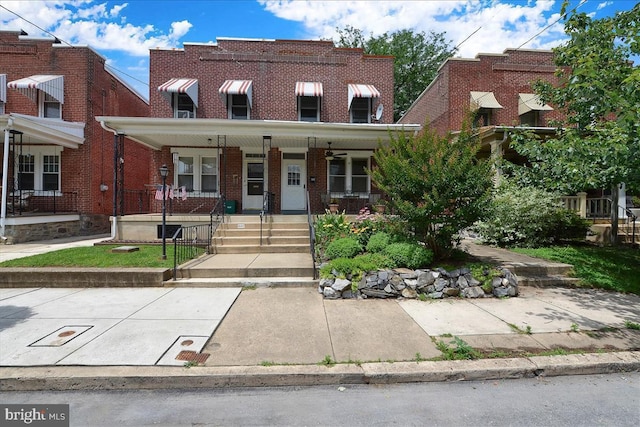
[[8, 75, 64, 104], [348, 84, 380, 108], [158, 78, 199, 107], [219, 80, 253, 108], [0, 74, 6, 103], [295, 82, 323, 97]]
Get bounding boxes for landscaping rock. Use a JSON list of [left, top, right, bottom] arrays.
[[318, 265, 519, 300]]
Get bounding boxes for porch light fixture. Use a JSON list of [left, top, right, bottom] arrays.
[[159, 164, 170, 260]]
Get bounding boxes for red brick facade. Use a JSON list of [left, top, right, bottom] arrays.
[[399, 49, 564, 135], [1, 31, 150, 234], [148, 38, 395, 213]]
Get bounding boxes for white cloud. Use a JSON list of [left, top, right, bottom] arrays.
[[259, 0, 568, 58], [0, 0, 190, 56]]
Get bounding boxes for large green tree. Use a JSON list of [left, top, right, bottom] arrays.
[[335, 26, 456, 121], [370, 124, 493, 259], [509, 2, 639, 243]]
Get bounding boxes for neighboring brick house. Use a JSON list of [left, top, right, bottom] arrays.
[[0, 30, 150, 243], [99, 38, 420, 217]]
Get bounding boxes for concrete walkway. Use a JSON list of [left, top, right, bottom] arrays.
[[1, 235, 639, 390]]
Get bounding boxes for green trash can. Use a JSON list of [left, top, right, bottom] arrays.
[[224, 200, 236, 214]]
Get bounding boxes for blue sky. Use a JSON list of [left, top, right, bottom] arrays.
[[0, 0, 635, 100]]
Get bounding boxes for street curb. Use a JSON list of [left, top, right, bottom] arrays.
[[1, 352, 638, 391]]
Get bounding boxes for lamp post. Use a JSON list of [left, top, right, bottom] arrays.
[[159, 164, 169, 260]]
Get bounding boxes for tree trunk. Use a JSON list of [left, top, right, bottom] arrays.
[[610, 185, 619, 246]]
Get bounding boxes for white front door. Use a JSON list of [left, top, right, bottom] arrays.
[[242, 153, 267, 211], [281, 153, 306, 211]]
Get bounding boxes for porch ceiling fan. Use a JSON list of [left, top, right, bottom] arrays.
[[325, 142, 347, 161]]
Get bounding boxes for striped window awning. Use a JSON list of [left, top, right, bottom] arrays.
[[295, 82, 323, 97], [348, 84, 380, 108], [518, 93, 553, 115], [0, 74, 6, 103], [158, 78, 199, 107], [470, 91, 503, 109], [219, 80, 253, 108], [8, 75, 64, 104]]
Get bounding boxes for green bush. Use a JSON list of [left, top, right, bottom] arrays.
[[366, 232, 391, 253], [324, 237, 363, 260], [473, 181, 589, 248], [383, 242, 433, 269], [320, 253, 396, 278]]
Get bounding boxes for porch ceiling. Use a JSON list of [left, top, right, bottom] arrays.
[[96, 116, 422, 151], [1, 113, 85, 149]]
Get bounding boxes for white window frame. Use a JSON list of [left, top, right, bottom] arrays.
[[173, 92, 196, 118], [228, 94, 250, 119], [298, 96, 320, 122], [170, 148, 219, 195], [39, 91, 62, 119], [350, 98, 371, 124], [327, 153, 372, 196], [15, 146, 62, 194]]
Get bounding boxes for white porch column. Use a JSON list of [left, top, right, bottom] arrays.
[[1, 123, 11, 239], [490, 139, 504, 186], [577, 192, 587, 218]]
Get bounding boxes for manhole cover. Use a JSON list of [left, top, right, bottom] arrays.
[[58, 330, 76, 337], [181, 339, 194, 346]]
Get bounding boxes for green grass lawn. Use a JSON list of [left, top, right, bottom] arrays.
[[0, 245, 177, 268], [512, 245, 640, 295]]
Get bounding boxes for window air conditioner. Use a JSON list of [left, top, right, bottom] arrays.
[[177, 110, 194, 118]]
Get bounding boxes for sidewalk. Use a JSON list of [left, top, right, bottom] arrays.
[[0, 235, 639, 390]]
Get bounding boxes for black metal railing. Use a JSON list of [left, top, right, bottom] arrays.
[[4, 189, 79, 215], [622, 206, 638, 247], [171, 196, 224, 279], [307, 190, 317, 279]]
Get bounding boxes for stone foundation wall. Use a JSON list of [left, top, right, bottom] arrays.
[[2, 214, 110, 244]]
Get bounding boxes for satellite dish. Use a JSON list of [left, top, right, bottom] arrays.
[[375, 104, 384, 121], [325, 142, 346, 160]]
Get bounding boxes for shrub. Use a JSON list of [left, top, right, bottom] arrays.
[[473, 181, 589, 248], [383, 242, 433, 269], [366, 232, 391, 253], [324, 237, 363, 260], [320, 253, 396, 278], [314, 212, 351, 259]]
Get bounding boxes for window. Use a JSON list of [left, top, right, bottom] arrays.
[[174, 93, 196, 118], [288, 164, 301, 186], [175, 152, 219, 193], [0, 102, 4, 115], [201, 157, 217, 192], [177, 156, 194, 191], [16, 150, 60, 191], [40, 92, 61, 119], [43, 155, 60, 191], [473, 108, 493, 127], [350, 97, 371, 123], [351, 158, 368, 193], [328, 156, 371, 194], [18, 154, 35, 190], [230, 94, 249, 119], [520, 110, 540, 126], [299, 96, 320, 122]]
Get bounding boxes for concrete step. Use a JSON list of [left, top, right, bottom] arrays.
[[217, 228, 309, 237], [214, 244, 312, 254], [224, 214, 308, 224], [180, 265, 315, 279], [502, 263, 574, 277], [165, 277, 317, 287], [213, 236, 310, 246], [219, 222, 308, 231], [518, 276, 581, 287]]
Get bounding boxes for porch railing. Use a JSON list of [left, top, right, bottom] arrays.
[[123, 188, 222, 215], [560, 193, 612, 219], [3, 189, 79, 215]]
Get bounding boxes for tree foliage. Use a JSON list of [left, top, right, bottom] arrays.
[[370, 124, 493, 259], [335, 26, 456, 121], [508, 2, 639, 243]]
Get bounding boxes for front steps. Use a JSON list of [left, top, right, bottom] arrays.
[[503, 262, 580, 287], [170, 215, 316, 287]]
